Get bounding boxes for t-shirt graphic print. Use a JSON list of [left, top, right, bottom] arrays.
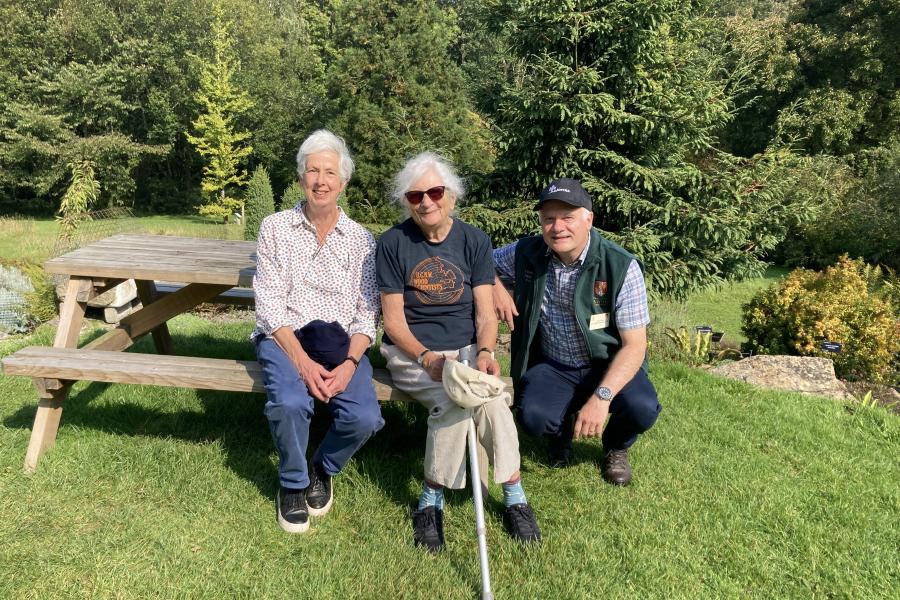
[[376, 218, 495, 350], [411, 256, 465, 305]]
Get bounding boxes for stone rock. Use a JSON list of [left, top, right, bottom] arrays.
[[56, 278, 138, 308], [710, 355, 852, 400]]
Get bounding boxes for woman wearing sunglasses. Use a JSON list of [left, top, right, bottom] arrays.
[[376, 152, 541, 552]]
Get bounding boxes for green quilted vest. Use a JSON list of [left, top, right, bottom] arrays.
[[509, 229, 643, 389]]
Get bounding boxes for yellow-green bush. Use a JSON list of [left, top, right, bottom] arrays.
[[742, 256, 899, 383]]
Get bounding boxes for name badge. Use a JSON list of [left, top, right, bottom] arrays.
[[589, 313, 610, 330]]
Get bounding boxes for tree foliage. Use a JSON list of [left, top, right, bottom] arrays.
[[243, 166, 275, 241], [325, 0, 493, 218], [278, 181, 303, 212], [0, 0, 894, 294], [186, 2, 253, 223], [57, 160, 100, 240], [481, 0, 812, 297]]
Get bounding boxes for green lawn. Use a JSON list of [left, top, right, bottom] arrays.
[[1, 315, 897, 599], [650, 267, 790, 348]]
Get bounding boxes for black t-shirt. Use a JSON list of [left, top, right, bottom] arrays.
[[376, 218, 495, 350]]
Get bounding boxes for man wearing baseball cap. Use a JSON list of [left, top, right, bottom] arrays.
[[492, 177, 661, 485]]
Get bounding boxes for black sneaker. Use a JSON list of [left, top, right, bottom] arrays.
[[548, 435, 574, 468], [503, 503, 541, 543], [412, 506, 445, 552], [276, 488, 309, 533], [307, 463, 333, 517]]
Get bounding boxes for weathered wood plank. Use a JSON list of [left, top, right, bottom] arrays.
[[154, 282, 255, 307], [44, 235, 258, 287], [2, 347, 514, 402], [79, 283, 232, 354], [135, 280, 175, 355], [23, 277, 92, 472]]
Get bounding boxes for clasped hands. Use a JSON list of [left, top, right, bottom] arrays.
[[294, 354, 356, 403]]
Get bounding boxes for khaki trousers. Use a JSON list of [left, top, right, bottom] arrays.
[[381, 343, 521, 489]]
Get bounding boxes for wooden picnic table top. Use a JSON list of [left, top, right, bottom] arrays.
[[44, 234, 258, 287]]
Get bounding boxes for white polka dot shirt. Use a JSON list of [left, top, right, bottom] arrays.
[[252, 203, 380, 343]]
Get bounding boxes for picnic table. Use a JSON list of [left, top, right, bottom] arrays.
[[0, 234, 419, 471]]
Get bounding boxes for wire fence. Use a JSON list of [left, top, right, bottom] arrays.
[[1, 208, 138, 333]]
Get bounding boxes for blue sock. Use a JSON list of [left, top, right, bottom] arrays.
[[418, 482, 444, 511], [502, 479, 528, 507]]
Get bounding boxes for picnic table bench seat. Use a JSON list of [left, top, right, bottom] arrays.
[[2, 346, 513, 402]]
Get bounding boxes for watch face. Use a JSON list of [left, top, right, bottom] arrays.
[[598, 387, 613, 401]]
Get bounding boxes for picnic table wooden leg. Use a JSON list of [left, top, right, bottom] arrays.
[[135, 280, 175, 355], [23, 277, 92, 472]]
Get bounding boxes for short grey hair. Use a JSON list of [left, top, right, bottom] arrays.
[[391, 152, 465, 205], [296, 129, 355, 183]]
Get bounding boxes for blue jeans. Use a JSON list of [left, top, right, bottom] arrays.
[[517, 358, 661, 451], [256, 336, 384, 489]]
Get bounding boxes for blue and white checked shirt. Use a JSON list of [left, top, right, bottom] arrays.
[[493, 239, 649, 369]]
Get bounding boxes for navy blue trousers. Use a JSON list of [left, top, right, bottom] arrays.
[[256, 336, 384, 489], [517, 358, 661, 451]]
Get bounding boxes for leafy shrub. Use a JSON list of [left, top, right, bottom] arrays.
[[22, 265, 58, 323], [742, 256, 900, 382], [243, 166, 275, 241]]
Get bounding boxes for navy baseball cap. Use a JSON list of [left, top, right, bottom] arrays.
[[534, 177, 592, 211]]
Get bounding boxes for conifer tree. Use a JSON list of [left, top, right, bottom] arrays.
[[243, 166, 274, 241], [186, 1, 253, 223], [278, 180, 303, 212], [486, 0, 810, 297]]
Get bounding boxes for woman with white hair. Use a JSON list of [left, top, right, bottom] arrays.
[[376, 152, 541, 551], [253, 129, 383, 533]]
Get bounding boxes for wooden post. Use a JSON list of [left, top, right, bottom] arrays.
[[24, 276, 92, 472], [135, 280, 175, 355]]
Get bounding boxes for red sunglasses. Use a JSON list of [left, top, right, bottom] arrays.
[[404, 186, 445, 205]]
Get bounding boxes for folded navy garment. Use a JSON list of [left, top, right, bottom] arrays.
[[295, 320, 350, 370]]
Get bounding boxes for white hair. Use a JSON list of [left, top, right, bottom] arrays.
[[296, 129, 355, 183], [391, 152, 465, 205]]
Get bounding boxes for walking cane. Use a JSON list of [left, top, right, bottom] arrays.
[[444, 358, 506, 600], [467, 417, 493, 600]]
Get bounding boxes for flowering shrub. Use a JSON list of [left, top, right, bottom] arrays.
[[742, 256, 899, 383]]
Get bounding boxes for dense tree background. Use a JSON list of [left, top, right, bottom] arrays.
[[0, 0, 897, 292]]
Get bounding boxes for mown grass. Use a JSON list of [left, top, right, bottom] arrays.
[[1, 315, 897, 599], [650, 267, 791, 348]]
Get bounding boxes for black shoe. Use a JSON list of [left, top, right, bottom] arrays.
[[601, 448, 632, 486], [412, 506, 445, 552], [276, 488, 309, 533], [307, 463, 333, 517], [503, 503, 541, 543], [548, 435, 574, 468]]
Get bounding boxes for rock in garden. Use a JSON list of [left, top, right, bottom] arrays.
[[710, 355, 852, 400]]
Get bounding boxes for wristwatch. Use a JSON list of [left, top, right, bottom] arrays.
[[477, 347, 495, 359], [596, 386, 613, 402], [416, 349, 430, 366]]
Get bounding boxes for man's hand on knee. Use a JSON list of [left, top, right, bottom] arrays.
[[574, 395, 610, 439]]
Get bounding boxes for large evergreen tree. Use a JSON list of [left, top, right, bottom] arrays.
[[186, 1, 253, 223], [485, 0, 810, 297]]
